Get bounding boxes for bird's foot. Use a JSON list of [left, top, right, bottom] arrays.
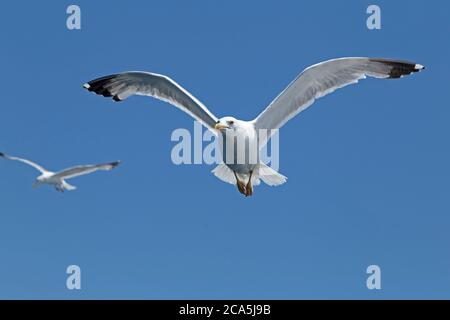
[[236, 180, 246, 195], [245, 181, 253, 197]]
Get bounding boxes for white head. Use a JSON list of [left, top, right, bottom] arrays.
[[214, 116, 240, 132], [33, 173, 49, 189], [33, 176, 44, 188]]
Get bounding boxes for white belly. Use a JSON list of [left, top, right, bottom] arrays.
[[219, 125, 259, 174]]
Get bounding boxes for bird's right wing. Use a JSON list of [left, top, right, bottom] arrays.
[[0, 152, 48, 173], [84, 72, 219, 132], [52, 161, 121, 180]]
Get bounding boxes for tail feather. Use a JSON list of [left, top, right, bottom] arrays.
[[62, 180, 77, 191], [212, 163, 235, 185], [258, 163, 287, 186], [212, 162, 287, 187]]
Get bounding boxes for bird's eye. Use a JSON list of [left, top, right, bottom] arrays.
[[227, 120, 234, 125]]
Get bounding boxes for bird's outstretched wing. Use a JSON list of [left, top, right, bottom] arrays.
[[84, 72, 219, 131], [253, 57, 425, 146], [0, 152, 48, 173], [52, 161, 121, 180]]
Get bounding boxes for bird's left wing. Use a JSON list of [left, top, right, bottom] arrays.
[[52, 161, 121, 180], [84, 72, 219, 132], [253, 57, 424, 146]]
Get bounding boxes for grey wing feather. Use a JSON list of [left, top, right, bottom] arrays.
[[0, 152, 48, 173], [253, 57, 424, 145], [83, 72, 219, 131], [53, 161, 120, 180]]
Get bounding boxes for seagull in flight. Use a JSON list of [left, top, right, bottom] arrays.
[[0, 152, 121, 192], [84, 57, 424, 197]]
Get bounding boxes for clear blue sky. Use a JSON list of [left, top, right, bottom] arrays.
[[0, 0, 448, 299]]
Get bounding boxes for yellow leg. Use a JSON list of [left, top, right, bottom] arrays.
[[234, 171, 246, 195], [245, 171, 253, 197]]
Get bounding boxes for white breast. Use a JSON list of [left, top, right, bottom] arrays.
[[219, 121, 259, 174]]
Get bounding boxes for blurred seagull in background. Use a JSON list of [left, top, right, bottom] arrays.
[[84, 57, 424, 197], [0, 152, 121, 192]]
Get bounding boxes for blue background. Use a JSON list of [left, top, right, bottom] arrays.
[[0, 1, 448, 299]]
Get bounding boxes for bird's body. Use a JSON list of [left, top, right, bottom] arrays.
[[218, 118, 258, 174], [84, 57, 424, 196], [0, 152, 120, 192], [33, 172, 77, 192]]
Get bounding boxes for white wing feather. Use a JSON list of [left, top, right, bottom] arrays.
[[253, 57, 424, 146], [84, 72, 219, 132], [0, 152, 48, 173], [52, 161, 120, 180]]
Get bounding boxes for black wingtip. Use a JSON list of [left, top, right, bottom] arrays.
[[83, 74, 125, 102], [111, 161, 121, 168], [0, 152, 4, 157], [370, 58, 425, 79], [102, 89, 113, 97]]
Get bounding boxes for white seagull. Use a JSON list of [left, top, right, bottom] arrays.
[[84, 57, 424, 197], [0, 152, 121, 192]]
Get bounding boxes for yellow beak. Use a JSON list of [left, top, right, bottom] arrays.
[[214, 123, 229, 130]]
